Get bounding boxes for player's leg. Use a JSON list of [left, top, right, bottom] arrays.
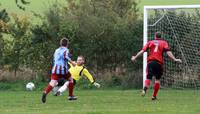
[[52, 86, 60, 96], [56, 78, 77, 96], [55, 81, 69, 96], [152, 79, 160, 100], [53, 78, 66, 96], [141, 62, 153, 96], [64, 72, 77, 100], [68, 77, 77, 100], [142, 80, 152, 96], [151, 61, 162, 100], [41, 74, 58, 103]]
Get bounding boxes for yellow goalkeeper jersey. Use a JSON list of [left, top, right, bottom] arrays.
[[68, 63, 95, 83]]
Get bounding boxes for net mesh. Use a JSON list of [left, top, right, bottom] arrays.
[[147, 8, 200, 89]]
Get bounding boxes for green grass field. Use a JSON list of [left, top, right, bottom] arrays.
[[0, 90, 199, 114]]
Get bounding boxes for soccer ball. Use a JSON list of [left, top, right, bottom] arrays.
[[26, 82, 35, 91]]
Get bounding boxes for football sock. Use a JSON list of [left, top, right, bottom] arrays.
[[58, 81, 69, 93], [68, 82, 74, 97], [44, 84, 53, 94], [144, 79, 151, 91], [153, 82, 160, 97]]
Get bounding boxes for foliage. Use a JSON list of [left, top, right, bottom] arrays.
[[0, 9, 10, 67], [0, 0, 143, 88], [1, 1, 200, 89], [3, 14, 31, 77], [29, 0, 143, 84], [15, 0, 30, 11]]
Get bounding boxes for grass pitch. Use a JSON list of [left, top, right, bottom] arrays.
[[0, 89, 199, 114]]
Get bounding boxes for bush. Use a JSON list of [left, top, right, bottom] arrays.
[[0, 0, 144, 89]]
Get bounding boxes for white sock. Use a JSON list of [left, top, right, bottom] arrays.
[[52, 86, 60, 95], [58, 81, 69, 93]]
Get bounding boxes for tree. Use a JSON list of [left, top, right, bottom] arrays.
[[0, 8, 10, 67], [15, 0, 30, 11], [30, 0, 143, 83], [3, 13, 31, 78]]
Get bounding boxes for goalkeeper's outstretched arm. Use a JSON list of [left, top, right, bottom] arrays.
[[83, 69, 101, 88], [166, 51, 182, 63]]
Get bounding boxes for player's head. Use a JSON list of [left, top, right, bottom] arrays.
[[60, 37, 69, 47], [76, 55, 85, 66], [154, 32, 162, 39]]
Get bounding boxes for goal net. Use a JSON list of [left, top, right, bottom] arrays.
[[143, 5, 200, 89]]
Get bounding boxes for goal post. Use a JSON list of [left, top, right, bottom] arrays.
[[143, 5, 200, 89], [143, 6, 148, 88]]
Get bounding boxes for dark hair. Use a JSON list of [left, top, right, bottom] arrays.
[[60, 38, 69, 47], [155, 32, 162, 38]]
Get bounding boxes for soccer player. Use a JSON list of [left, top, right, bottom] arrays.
[[131, 32, 182, 100], [54, 55, 101, 96], [41, 38, 76, 103]]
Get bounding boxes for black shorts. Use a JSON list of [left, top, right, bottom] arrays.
[[57, 78, 66, 86], [57, 78, 76, 86], [146, 61, 163, 80]]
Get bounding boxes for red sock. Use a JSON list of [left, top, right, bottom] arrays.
[[44, 84, 53, 94], [153, 82, 160, 97], [68, 82, 74, 97], [145, 79, 151, 88]]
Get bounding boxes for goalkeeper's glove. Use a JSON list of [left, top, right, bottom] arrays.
[[93, 82, 101, 88]]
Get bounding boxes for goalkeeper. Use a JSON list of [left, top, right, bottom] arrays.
[[54, 55, 100, 97], [131, 32, 182, 100]]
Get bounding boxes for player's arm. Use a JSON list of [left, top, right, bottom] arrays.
[[164, 41, 182, 63], [65, 52, 76, 66], [67, 62, 73, 68], [131, 50, 144, 62], [166, 51, 182, 63], [82, 68, 100, 88], [131, 42, 149, 62], [68, 60, 76, 67]]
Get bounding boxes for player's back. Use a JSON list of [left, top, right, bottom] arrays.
[[147, 39, 169, 64], [52, 47, 69, 74]]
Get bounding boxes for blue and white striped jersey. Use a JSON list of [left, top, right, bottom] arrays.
[[52, 47, 71, 74]]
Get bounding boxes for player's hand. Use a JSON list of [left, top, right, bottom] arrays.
[[93, 82, 101, 88], [131, 56, 136, 62], [175, 59, 182, 63]]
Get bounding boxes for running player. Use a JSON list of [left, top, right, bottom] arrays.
[[41, 38, 76, 103], [131, 32, 182, 100]]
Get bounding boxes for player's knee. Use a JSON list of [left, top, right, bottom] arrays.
[[68, 77, 73, 83], [49, 80, 58, 87], [64, 81, 69, 87]]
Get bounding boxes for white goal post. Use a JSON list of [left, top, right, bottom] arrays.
[[143, 5, 200, 88]]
